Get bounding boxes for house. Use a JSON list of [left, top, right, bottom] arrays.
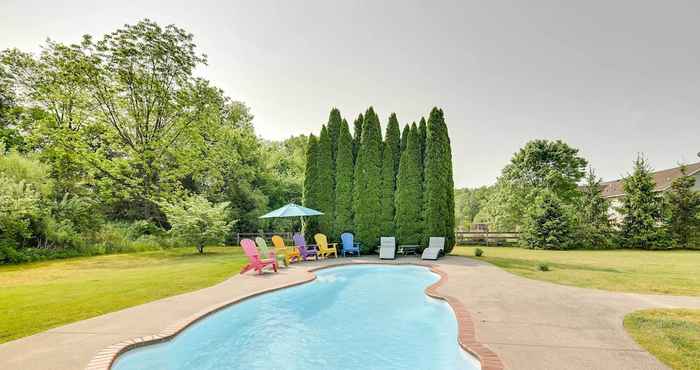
[[601, 161, 700, 222]]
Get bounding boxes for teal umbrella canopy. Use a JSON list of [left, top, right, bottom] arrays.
[[259, 203, 324, 218]]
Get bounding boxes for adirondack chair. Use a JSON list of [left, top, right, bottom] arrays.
[[340, 232, 361, 257], [255, 237, 287, 267], [271, 235, 301, 265], [293, 233, 318, 261], [240, 239, 278, 274], [314, 233, 338, 259]]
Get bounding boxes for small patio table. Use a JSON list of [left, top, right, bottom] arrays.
[[398, 244, 419, 256]]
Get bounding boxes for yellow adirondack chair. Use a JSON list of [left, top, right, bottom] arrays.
[[272, 235, 301, 264], [314, 233, 338, 259]]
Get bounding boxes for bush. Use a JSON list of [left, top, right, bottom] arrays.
[[474, 248, 484, 257], [127, 220, 163, 240], [537, 262, 550, 272]]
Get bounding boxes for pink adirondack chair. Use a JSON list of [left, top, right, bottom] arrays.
[[240, 239, 278, 275]]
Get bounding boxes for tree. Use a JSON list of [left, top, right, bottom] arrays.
[[664, 165, 700, 248], [352, 113, 363, 163], [395, 124, 423, 244], [353, 107, 383, 251], [574, 168, 613, 248], [334, 120, 354, 235], [159, 194, 232, 254], [423, 108, 456, 251], [619, 155, 666, 249], [522, 191, 573, 249], [400, 123, 410, 153], [316, 125, 335, 235], [303, 134, 321, 238], [418, 117, 427, 165], [326, 108, 342, 165], [378, 114, 401, 236]]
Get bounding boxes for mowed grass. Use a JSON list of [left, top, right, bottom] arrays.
[[624, 309, 700, 370], [451, 246, 700, 296], [0, 247, 247, 343]]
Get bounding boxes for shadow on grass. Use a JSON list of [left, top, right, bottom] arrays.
[[482, 256, 623, 273]]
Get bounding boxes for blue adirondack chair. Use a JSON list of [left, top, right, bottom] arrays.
[[340, 232, 361, 257]]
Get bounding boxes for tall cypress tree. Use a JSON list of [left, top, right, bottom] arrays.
[[423, 108, 456, 251], [395, 124, 423, 244], [327, 108, 342, 164], [353, 107, 383, 251], [418, 117, 427, 166], [303, 134, 321, 238], [316, 125, 335, 236], [400, 123, 410, 153], [352, 113, 364, 163], [379, 114, 401, 236], [334, 120, 354, 236]]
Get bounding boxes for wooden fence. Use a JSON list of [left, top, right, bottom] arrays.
[[455, 231, 521, 246]]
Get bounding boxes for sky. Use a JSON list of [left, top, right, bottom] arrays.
[[1, 0, 699, 187]]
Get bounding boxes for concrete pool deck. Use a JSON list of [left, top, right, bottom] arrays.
[[1, 256, 699, 370]]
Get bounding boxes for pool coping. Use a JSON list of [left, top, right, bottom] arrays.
[[85, 261, 504, 370]]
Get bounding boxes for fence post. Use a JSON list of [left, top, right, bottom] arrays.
[[236, 233, 240, 246]]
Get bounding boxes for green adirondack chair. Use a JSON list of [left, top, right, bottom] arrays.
[[255, 237, 288, 267]]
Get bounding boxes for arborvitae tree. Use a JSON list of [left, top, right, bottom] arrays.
[[352, 113, 364, 163], [522, 191, 573, 249], [303, 134, 321, 238], [316, 125, 335, 236], [423, 107, 456, 251], [353, 107, 383, 251], [418, 117, 427, 165], [400, 123, 410, 153], [619, 155, 666, 249], [378, 114, 401, 236], [664, 165, 700, 248], [327, 108, 342, 165], [395, 124, 423, 244], [575, 168, 613, 248], [334, 119, 354, 236]]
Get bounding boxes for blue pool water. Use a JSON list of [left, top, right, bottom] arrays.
[[112, 265, 480, 370]]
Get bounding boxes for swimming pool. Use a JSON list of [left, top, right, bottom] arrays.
[[112, 265, 480, 370]]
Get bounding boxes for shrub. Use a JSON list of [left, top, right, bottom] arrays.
[[127, 220, 163, 240], [159, 195, 233, 254], [474, 248, 484, 257], [537, 262, 550, 272]]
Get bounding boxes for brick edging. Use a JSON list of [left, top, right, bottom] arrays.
[[86, 260, 503, 370]]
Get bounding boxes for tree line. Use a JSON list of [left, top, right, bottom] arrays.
[[302, 107, 456, 253], [0, 20, 306, 263], [465, 140, 700, 249]]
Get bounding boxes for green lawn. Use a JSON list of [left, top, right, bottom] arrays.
[[625, 309, 700, 370], [451, 246, 700, 296], [0, 247, 247, 344]]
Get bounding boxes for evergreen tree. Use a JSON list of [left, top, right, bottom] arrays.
[[522, 191, 573, 249], [302, 134, 321, 238], [316, 125, 335, 236], [353, 107, 383, 251], [378, 114, 401, 236], [575, 168, 613, 248], [395, 124, 423, 244], [619, 155, 666, 249], [423, 108, 456, 251], [334, 119, 354, 236], [418, 117, 427, 165], [664, 165, 700, 248], [352, 113, 363, 163], [400, 123, 410, 153], [326, 108, 342, 164]]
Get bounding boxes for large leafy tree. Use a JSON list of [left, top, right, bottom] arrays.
[[423, 107, 455, 251], [353, 107, 382, 251], [395, 124, 423, 244], [378, 113, 401, 236], [619, 155, 665, 249], [664, 165, 700, 248], [334, 120, 354, 235], [316, 125, 335, 235], [351, 113, 363, 163], [574, 168, 613, 248]]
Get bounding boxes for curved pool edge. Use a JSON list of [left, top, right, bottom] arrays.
[[85, 261, 504, 370]]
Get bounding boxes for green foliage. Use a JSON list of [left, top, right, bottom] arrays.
[[395, 124, 424, 244], [455, 186, 495, 230], [422, 108, 456, 251], [418, 117, 427, 165], [326, 108, 342, 165], [353, 107, 383, 251], [619, 155, 667, 249], [352, 113, 363, 163], [334, 120, 354, 235], [316, 125, 335, 235], [537, 262, 550, 272], [474, 247, 484, 257], [400, 123, 409, 153], [574, 168, 614, 248], [522, 191, 574, 249], [158, 194, 232, 254], [0, 176, 41, 255], [379, 113, 401, 236], [664, 165, 700, 248], [302, 134, 321, 239]]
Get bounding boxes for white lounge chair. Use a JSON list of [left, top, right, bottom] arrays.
[[378, 237, 396, 260], [421, 237, 445, 260]]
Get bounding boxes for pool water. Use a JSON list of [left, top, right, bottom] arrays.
[[112, 265, 480, 370]]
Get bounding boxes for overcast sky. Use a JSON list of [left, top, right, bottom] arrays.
[[1, 0, 699, 187]]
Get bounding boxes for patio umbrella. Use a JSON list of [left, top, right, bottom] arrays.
[[258, 203, 323, 234]]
